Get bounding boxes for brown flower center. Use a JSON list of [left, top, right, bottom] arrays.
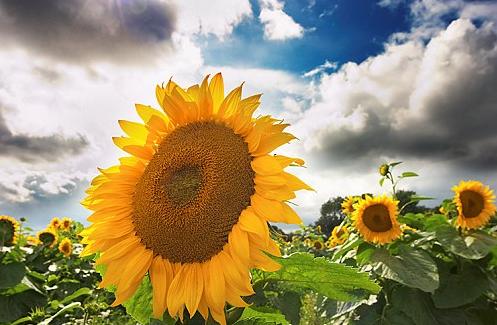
[[362, 204, 393, 232], [132, 121, 255, 263], [0, 220, 15, 245], [460, 190, 484, 218]]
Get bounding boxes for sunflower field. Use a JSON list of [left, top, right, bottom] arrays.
[[1, 75, 497, 325]]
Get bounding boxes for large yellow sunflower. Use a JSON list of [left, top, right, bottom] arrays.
[[80, 74, 311, 324], [353, 196, 401, 245], [0, 215, 19, 246], [452, 180, 496, 229]]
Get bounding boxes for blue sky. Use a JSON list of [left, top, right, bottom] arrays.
[[0, 0, 497, 231], [203, 0, 412, 73]]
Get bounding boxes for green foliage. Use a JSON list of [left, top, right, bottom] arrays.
[[235, 307, 289, 324], [2, 163, 497, 325], [0, 220, 134, 325], [368, 245, 439, 292], [267, 253, 380, 301]]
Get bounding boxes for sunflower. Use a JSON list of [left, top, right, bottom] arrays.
[[353, 196, 401, 245], [80, 74, 311, 324], [37, 229, 58, 247], [341, 196, 356, 216], [49, 217, 61, 230], [452, 180, 496, 229], [26, 235, 40, 246], [325, 238, 337, 249], [379, 164, 389, 176], [60, 217, 72, 231], [59, 238, 73, 257], [0, 215, 19, 246], [331, 225, 349, 245], [312, 240, 324, 250]]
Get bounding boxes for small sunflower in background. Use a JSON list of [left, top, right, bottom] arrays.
[[341, 196, 357, 216], [353, 196, 401, 245], [452, 180, 496, 229], [304, 238, 313, 247], [26, 235, 40, 246], [49, 217, 61, 230], [80, 74, 311, 324], [37, 229, 58, 248], [60, 217, 72, 231], [313, 240, 324, 250], [0, 215, 19, 246], [58, 238, 73, 257], [379, 164, 389, 176], [331, 225, 349, 245]]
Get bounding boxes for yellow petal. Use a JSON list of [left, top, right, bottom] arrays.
[[198, 75, 213, 119], [253, 132, 296, 156], [96, 236, 140, 265], [274, 155, 305, 168], [229, 225, 250, 266], [135, 104, 168, 125], [118, 120, 148, 141], [251, 156, 283, 175], [151, 256, 168, 318], [238, 208, 269, 240], [184, 264, 203, 317], [255, 184, 296, 201], [218, 85, 242, 118], [162, 90, 186, 125], [209, 73, 224, 113], [282, 172, 314, 191], [282, 202, 303, 224], [251, 194, 283, 222]]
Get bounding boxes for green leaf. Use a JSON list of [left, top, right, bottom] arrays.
[[435, 226, 497, 259], [379, 178, 385, 186], [432, 264, 488, 309], [400, 172, 418, 178], [389, 161, 402, 167], [267, 253, 381, 301], [331, 234, 362, 261], [409, 196, 433, 201], [369, 246, 439, 292], [0, 262, 26, 289], [236, 307, 289, 324], [275, 291, 301, 325], [389, 286, 468, 325], [59, 287, 92, 305], [123, 276, 154, 324], [39, 302, 82, 325], [0, 289, 47, 323]]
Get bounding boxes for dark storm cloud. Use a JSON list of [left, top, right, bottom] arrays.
[[309, 19, 497, 171], [0, 103, 89, 163], [0, 0, 176, 63]]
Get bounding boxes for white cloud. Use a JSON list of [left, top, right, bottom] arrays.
[[303, 60, 338, 78], [285, 17, 497, 224], [173, 0, 252, 39], [259, 0, 304, 41]]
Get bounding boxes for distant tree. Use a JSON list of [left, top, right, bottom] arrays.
[[396, 190, 430, 214], [314, 196, 346, 235]]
